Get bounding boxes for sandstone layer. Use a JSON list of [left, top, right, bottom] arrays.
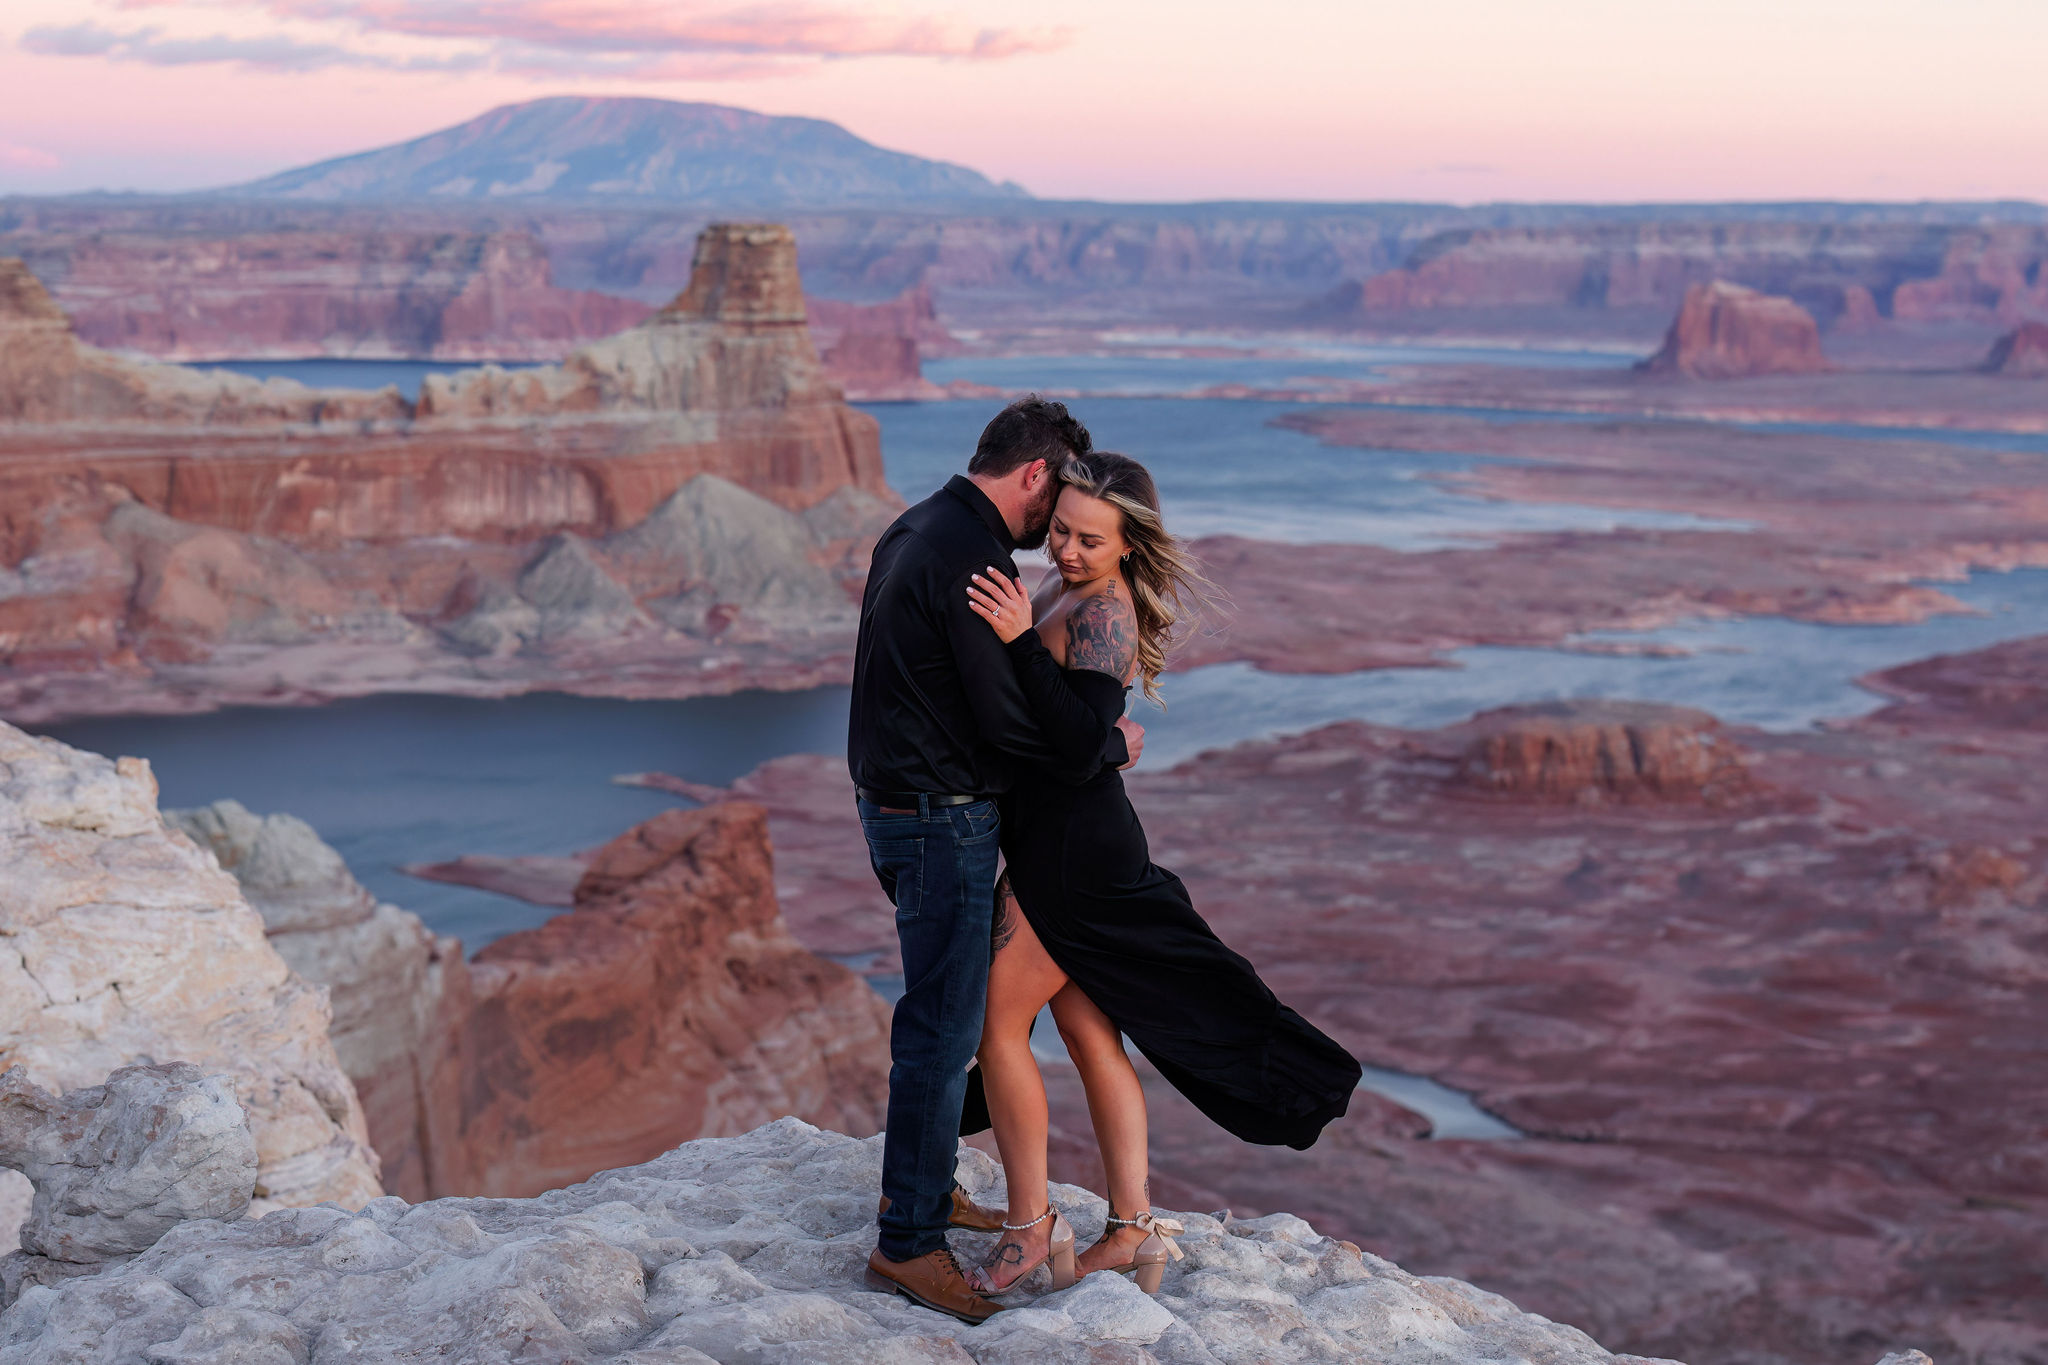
[[0, 1112, 1744, 1365], [0, 721, 382, 1223], [176, 793, 892, 1203], [9, 226, 651, 362], [577, 631, 2048, 1365], [12, 198, 2044, 350], [0, 224, 899, 724], [1637, 281, 1831, 379]]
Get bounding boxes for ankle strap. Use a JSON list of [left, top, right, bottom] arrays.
[[1104, 1211, 1145, 1228]]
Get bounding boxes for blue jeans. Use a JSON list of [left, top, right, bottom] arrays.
[[861, 795, 1002, 1261]]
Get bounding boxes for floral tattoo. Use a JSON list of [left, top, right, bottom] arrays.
[[1065, 584, 1138, 679]]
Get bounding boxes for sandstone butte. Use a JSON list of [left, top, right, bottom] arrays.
[[1983, 320, 2048, 376], [1636, 280, 1830, 379], [555, 631, 2048, 1365], [0, 715, 890, 1229], [0, 224, 903, 724]]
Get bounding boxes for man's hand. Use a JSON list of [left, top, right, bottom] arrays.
[[1115, 715, 1145, 769]]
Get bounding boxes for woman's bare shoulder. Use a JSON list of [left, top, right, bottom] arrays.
[[1063, 579, 1137, 679]]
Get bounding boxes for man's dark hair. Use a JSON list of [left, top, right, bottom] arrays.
[[968, 395, 1091, 478]]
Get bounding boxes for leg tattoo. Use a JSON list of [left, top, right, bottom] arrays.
[[991, 873, 1020, 956]]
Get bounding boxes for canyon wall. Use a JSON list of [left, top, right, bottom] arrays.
[[9, 199, 2044, 351], [169, 796, 891, 1203], [0, 222, 898, 723]]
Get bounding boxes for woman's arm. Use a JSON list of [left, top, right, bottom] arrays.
[[968, 571, 1135, 782]]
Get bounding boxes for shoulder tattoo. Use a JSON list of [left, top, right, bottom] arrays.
[[1065, 586, 1138, 678]]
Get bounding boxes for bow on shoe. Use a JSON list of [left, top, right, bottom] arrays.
[[1132, 1213, 1186, 1261]]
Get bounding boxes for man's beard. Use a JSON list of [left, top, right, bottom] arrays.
[[1014, 480, 1059, 549]]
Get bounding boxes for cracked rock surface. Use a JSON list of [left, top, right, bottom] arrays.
[[0, 721, 382, 1240], [0, 1062, 256, 1300], [0, 1117, 1692, 1365]]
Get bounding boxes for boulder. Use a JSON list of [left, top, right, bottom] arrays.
[[0, 722, 381, 1225], [0, 1063, 255, 1293], [1638, 281, 1831, 379]]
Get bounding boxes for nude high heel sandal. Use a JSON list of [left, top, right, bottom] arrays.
[[967, 1206, 1078, 1294], [1101, 1211, 1186, 1294]]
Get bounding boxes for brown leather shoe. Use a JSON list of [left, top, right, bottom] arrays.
[[877, 1185, 1007, 1233], [864, 1247, 1003, 1325]]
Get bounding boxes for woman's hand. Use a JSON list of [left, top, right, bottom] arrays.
[[967, 567, 1034, 643]]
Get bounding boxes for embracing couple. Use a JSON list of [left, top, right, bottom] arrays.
[[850, 396, 1363, 1324]]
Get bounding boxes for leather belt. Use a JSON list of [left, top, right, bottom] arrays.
[[856, 787, 987, 810]]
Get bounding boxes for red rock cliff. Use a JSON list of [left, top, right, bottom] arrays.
[[420, 801, 892, 1198], [1637, 281, 1831, 379]]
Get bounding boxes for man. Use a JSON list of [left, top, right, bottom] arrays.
[[851, 396, 1144, 1323]]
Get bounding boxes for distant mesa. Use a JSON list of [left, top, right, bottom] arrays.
[[1982, 320, 2048, 376], [1638, 280, 1831, 379], [224, 96, 1028, 207]]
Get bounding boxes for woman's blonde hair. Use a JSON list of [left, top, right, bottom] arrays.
[[1053, 452, 1222, 705]]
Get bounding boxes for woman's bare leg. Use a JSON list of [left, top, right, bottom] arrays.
[[975, 874, 1068, 1291], [1050, 983, 1155, 1274]]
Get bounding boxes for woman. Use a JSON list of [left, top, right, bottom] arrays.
[[958, 452, 1362, 1297]]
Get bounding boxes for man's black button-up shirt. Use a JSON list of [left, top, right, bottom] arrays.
[[848, 475, 1128, 796]]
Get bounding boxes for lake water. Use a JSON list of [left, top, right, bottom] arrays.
[[864, 398, 1747, 550]]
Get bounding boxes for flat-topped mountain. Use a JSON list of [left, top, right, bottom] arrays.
[[227, 96, 1027, 207]]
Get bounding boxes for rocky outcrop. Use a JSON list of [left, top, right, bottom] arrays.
[[0, 1115, 1728, 1365], [0, 223, 898, 722], [0, 722, 382, 1225], [0, 1063, 256, 1302], [172, 790, 892, 1203], [162, 801, 461, 1204], [1638, 281, 1831, 379], [1983, 320, 2048, 376], [1450, 701, 1757, 805], [442, 803, 892, 1198]]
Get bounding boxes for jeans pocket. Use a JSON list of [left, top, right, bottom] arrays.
[[867, 837, 925, 920]]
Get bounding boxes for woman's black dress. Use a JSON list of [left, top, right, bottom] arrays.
[[965, 629, 1362, 1151]]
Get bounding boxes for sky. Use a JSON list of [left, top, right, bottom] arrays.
[[1, 0, 2044, 204]]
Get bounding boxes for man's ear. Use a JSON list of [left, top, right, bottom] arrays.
[[1021, 457, 1049, 491]]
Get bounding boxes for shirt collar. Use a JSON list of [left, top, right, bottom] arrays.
[[944, 475, 1018, 553]]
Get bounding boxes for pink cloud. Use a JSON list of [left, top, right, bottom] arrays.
[[101, 0, 1072, 64], [0, 142, 63, 171]]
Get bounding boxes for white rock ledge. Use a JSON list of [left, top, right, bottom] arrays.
[[0, 1117, 1694, 1365]]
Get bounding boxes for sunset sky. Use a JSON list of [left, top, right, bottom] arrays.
[[2, 0, 2043, 203]]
